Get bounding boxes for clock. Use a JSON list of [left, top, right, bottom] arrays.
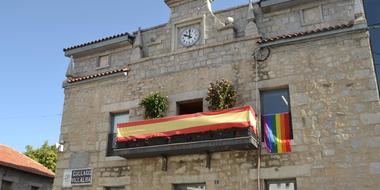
[[179, 27, 200, 47]]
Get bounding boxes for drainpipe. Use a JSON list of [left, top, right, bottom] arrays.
[[253, 47, 261, 190], [249, 0, 263, 189], [253, 45, 270, 190]]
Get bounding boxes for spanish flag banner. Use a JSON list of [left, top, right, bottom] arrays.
[[117, 106, 257, 142], [263, 112, 292, 153]]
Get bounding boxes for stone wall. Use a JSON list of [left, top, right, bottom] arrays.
[[54, 0, 380, 189], [0, 167, 53, 190], [71, 0, 357, 78], [258, 0, 355, 37], [55, 31, 379, 190]]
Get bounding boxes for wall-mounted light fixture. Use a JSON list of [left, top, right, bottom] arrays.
[[55, 140, 65, 153]]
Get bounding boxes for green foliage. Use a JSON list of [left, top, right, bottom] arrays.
[[140, 92, 169, 119], [206, 79, 237, 111], [24, 141, 57, 172]]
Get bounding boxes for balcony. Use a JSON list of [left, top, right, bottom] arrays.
[[108, 106, 259, 159]]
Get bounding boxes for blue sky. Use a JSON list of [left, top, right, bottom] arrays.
[[0, 0, 248, 152]]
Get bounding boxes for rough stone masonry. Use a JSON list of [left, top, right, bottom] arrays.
[[54, 0, 380, 189]]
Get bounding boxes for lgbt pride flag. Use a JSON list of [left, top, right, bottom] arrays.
[[116, 106, 257, 142], [263, 112, 292, 153]]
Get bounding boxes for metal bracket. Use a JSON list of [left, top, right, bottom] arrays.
[[206, 152, 212, 169], [161, 156, 168, 171]]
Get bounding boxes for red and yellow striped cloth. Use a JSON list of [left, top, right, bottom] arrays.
[[117, 106, 257, 142]]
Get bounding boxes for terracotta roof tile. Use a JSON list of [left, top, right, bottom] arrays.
[[63, 32, 134, 52], [67, 67, 129, 83], [0, 144, 55, 178], [257, 21, 355, 44]]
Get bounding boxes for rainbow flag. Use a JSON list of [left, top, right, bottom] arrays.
[[263, 112, 291, 153]]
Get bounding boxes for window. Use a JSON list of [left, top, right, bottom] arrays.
[[365, 0, 380, 94], [97, 55, 110, 68], [111, 112, 129, 134], [1, 180, 13, 190], [31, 186, 39, 190], [260, 88, 293, 139], [364, 0, 380, 26], [177, 99, 203, 115], [107, 112, 129, 153], [173, 183, 206, 190], [265, 179, 297, 190], [369, 28, 380, 94]]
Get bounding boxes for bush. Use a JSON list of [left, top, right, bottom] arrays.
[[206, 79, 237, 111], [140, 92, 169, 119]]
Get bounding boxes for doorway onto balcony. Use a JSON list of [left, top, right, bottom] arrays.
[[177, 98, 203, 115]]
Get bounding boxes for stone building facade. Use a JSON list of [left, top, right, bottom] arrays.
[[54, 0, 380, 189]]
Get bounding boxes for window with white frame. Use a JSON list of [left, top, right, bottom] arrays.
[[265, 179, 297, 190]]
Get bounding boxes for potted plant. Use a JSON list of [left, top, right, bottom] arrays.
[[206, 79, 238, 139], [140, 92, 169, 119], [140, 92, 169, 146], [206, 79, 237, 111]]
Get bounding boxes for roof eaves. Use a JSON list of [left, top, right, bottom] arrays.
[[66, 67, 129, 84], [257, 21, 355, 44], [63, 32, 135, 56], [0, 161, 55, 178]]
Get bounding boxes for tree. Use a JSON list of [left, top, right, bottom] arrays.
[[24, 141, 57, 172]]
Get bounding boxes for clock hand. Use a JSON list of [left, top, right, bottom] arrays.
[[184, 33, 192, 39], [188, 29, 192, 38]]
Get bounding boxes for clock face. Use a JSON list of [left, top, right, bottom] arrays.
[[180, 27, 200, 47]]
